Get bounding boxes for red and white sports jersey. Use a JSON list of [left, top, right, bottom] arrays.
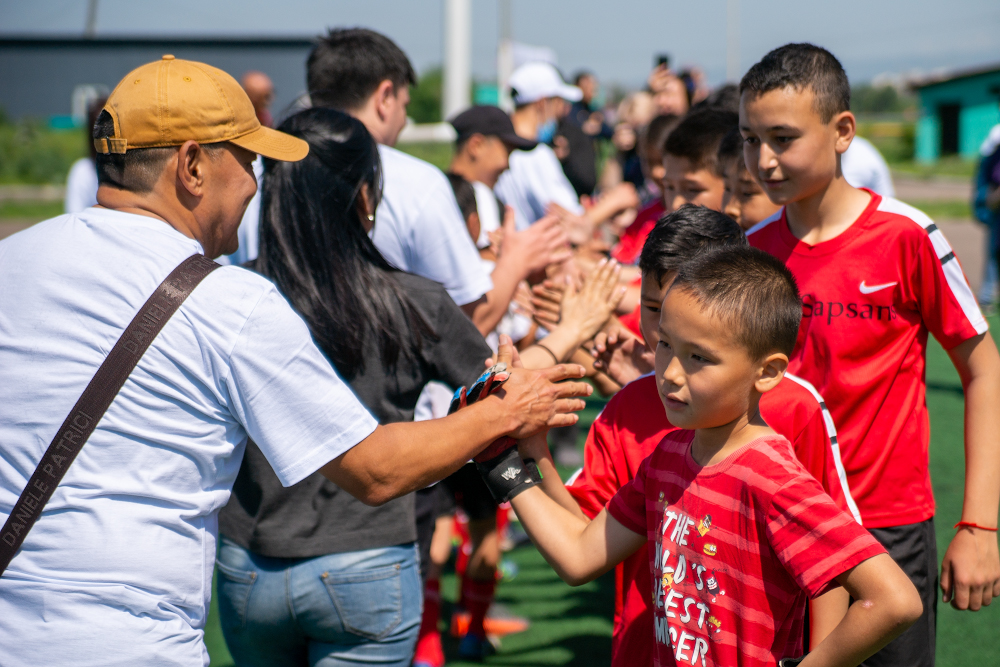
[[608, 432, 884, 667], [748, 191, 988, 528], [567, 373, 857, 667]]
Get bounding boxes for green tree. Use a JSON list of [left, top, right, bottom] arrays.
[[408, 67, 442, 123], [851, 84, 914, 114]]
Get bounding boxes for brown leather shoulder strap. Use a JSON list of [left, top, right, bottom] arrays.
[[0, 254, 220, 576]]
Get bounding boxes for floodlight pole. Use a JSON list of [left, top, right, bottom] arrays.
[[84, 0, 99, 38], [497, 0, 513, 111], [726, 0, 740, 82], [443, 0, 472, 121]]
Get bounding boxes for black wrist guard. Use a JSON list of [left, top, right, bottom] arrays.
[[476, 448, 542, 504]]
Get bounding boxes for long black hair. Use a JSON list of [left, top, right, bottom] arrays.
[[256, 107, 433, 380]]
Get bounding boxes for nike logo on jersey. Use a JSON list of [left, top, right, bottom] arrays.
[[859, 280, 898, 294]]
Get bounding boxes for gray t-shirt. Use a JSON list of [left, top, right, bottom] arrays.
[[219, 271, 491, 557]]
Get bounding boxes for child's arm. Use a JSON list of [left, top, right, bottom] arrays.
[[808, 588, 849, 648], [801, 553, 922, 667], [942, 331, 1000, 610], [518, 433, 589, 522], [509, 487, 645, 586]]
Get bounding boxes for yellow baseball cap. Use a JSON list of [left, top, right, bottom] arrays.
[[95, 54, 308, 161]]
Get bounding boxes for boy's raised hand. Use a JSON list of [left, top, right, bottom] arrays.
[[591, 325, 654, 386], [480, 334, 592, 438]]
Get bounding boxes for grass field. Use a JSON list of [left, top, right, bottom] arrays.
[[204, 316, 1000, 666]]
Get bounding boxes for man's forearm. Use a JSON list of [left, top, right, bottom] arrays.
[[322, 397, 516, 506]]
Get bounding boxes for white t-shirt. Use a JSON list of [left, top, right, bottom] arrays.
[[0, 209, 378, 666], [371, 145, 492, 306], [217, 155, 264, 266], [472, 180, 503, 249], [64, 157, 99, 214], [495, 143, 584, 230], [842, 136, 895, 197]]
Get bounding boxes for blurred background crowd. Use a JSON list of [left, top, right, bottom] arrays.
[[1, 2, 999, 666]]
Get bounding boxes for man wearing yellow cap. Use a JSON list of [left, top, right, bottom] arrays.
[[0, 56, 590, 666]]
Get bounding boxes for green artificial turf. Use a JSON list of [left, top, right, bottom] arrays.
[[206, 327, 1000, 666]]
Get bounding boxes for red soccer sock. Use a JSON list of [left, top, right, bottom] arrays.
[[413, 579, 444, 667], [462, 577, 497, 640]]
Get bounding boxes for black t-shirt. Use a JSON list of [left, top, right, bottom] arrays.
[[557, 117, 598, 197], [219, 271, 491, 558]]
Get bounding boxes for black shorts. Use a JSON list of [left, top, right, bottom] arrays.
[[414, 464, 498, 580], [442, 462, 498, 522], [860, 518, 938, 667]]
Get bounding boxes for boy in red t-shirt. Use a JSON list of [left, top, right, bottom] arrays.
[[476, 245, 921, 667], [717, 128, 781, 231], [661, 109, 736, 215], [613, 114, 681, 265], [740, 43, 1000, 664], [617, 110, 739, 338], [574, 206, 860, 666]]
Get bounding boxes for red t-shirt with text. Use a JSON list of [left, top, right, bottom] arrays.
[[608, 432, 884, 667], [748, 192, 988, 527], [567, 374, 858, 667]]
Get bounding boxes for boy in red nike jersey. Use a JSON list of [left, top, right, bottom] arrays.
[[740, 43, 1000, 665], [494, 245, 921, 667], [572, 205, 861, 666]]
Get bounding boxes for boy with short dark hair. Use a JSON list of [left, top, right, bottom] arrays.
[[479, 244, 922, 666], [741, 42, 1000, 665], [717, 128, 781, 230], [661, 109, 738, 214], [574, 206, 862, 666]]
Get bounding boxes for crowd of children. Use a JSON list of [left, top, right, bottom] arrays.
[[213, 29, 999, 667]]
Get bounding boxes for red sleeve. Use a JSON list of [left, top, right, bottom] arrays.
[[902, 219, 987, 349], [790, 408, 858, 521], [607, 455, 649, 536], [766, 474, 885, 598], [568, 400, 629, 518]]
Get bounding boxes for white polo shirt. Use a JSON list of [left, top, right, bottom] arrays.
[[371, 145, 492, 307], [495, 143, 584, 230], [0, 209, 377, 666], [64, 157, 99, 214]]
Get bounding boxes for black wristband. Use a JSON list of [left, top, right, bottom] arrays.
[[476, 448, 542, 504]]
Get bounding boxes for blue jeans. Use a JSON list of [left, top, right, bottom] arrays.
[[216, 539, 421, 667]]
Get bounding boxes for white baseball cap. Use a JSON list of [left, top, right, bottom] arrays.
[[509, 62, 583, 105]]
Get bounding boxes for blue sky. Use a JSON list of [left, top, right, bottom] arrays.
[[4, 0, 999, 87]]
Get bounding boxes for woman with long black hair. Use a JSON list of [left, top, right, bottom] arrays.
[[216, 108, 493, 667]]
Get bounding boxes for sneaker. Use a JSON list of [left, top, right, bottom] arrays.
[[450, 604, 530, 638], [457, 632, 496, 661]]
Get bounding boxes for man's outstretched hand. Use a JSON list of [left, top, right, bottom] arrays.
[[483, 334, 592, 439]]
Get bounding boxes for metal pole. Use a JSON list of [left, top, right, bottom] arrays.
[[497, 0, 514, 111], [726, 0, 740, 82], [443, 0, 472, 120], [84, 0, 99, 38]]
